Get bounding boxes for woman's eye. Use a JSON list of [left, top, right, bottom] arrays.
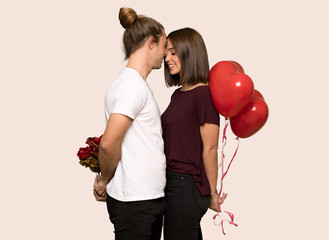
[[171, 52, 176, 55]]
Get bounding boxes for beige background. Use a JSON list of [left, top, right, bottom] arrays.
[[1, 0, 328, 239]]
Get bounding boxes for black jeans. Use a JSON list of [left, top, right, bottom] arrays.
[[106, 195, 164, 240], [164, 170, 210, 240]]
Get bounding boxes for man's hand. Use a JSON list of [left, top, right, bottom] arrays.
[[93, 175, 107, 202]]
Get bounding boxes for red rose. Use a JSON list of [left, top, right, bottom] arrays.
[[77, 146, 91, 160], [86, 137, 96, 147], [77, 134, 102, 173], [91, 145, 99, 157], [94, 135, 103, 145], [86, 135, 103, 147]]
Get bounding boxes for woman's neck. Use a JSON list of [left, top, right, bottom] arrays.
[[181, 82, 207, 91]]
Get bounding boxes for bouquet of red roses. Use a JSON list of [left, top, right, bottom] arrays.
[[77, 135, 103, 173]]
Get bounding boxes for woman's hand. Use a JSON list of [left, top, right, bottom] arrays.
[[209, 192, 228, 212], [219, 192, 228, 205]]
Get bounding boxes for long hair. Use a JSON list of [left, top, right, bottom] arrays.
[[119, 7, 164, 60]]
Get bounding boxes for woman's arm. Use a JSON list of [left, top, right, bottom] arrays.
[[200, 123, 227, 212]]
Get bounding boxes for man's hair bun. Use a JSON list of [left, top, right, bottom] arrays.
[[119, 7, 138, 29]]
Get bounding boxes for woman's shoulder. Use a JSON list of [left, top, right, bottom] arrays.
[[170, 85, 211, 100], [194, 85, 211, 96], [196, 85, 210, 91], [195, 85, 215, 105], [170, 87, 182, 97]]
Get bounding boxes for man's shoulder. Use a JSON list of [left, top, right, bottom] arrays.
[[106, 70, 148, 108], [109, 69, 144, 93], [114, 68, 146, 89]]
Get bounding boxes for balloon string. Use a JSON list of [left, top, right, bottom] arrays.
[[218, 118, 229, 211], [219, 137, 239, 197], [213, 118, 239, 234], [220, 211, 238, 235]]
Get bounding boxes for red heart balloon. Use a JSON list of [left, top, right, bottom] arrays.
[[211, 61, 245, 73], [230, 90, 269, 138], [209, 61, 254, 118], [252, 89, 265, 101]]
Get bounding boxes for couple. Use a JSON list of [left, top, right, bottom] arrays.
[[93, 7, 227, 240]]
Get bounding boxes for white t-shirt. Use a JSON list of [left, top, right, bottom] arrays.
[[104, 67, 166, 202]]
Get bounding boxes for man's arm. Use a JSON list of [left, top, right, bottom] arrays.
[[93, 113, 133, 201]]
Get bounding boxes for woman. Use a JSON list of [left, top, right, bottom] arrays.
[[161, 27, 227, 240]]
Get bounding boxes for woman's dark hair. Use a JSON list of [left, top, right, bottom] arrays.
[[119, 7, 164, 60], [164, 28, 209, 87]]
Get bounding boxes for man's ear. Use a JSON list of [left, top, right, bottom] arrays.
[[146, 36, 156, 50]]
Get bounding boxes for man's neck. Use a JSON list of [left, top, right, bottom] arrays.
[[127, 52, 152, 81]]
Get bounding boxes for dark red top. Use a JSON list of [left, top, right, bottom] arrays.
[[161, 86, 220, 195]]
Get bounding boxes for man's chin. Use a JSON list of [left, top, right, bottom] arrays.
[[152, 63, 163, 70]]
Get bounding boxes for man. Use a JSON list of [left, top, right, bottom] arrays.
[[93, 7, 167, 240]]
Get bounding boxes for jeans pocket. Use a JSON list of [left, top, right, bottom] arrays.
[[193, 188, 210, 216]]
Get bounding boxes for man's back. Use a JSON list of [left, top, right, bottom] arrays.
[[105, 67, 166, 201]]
